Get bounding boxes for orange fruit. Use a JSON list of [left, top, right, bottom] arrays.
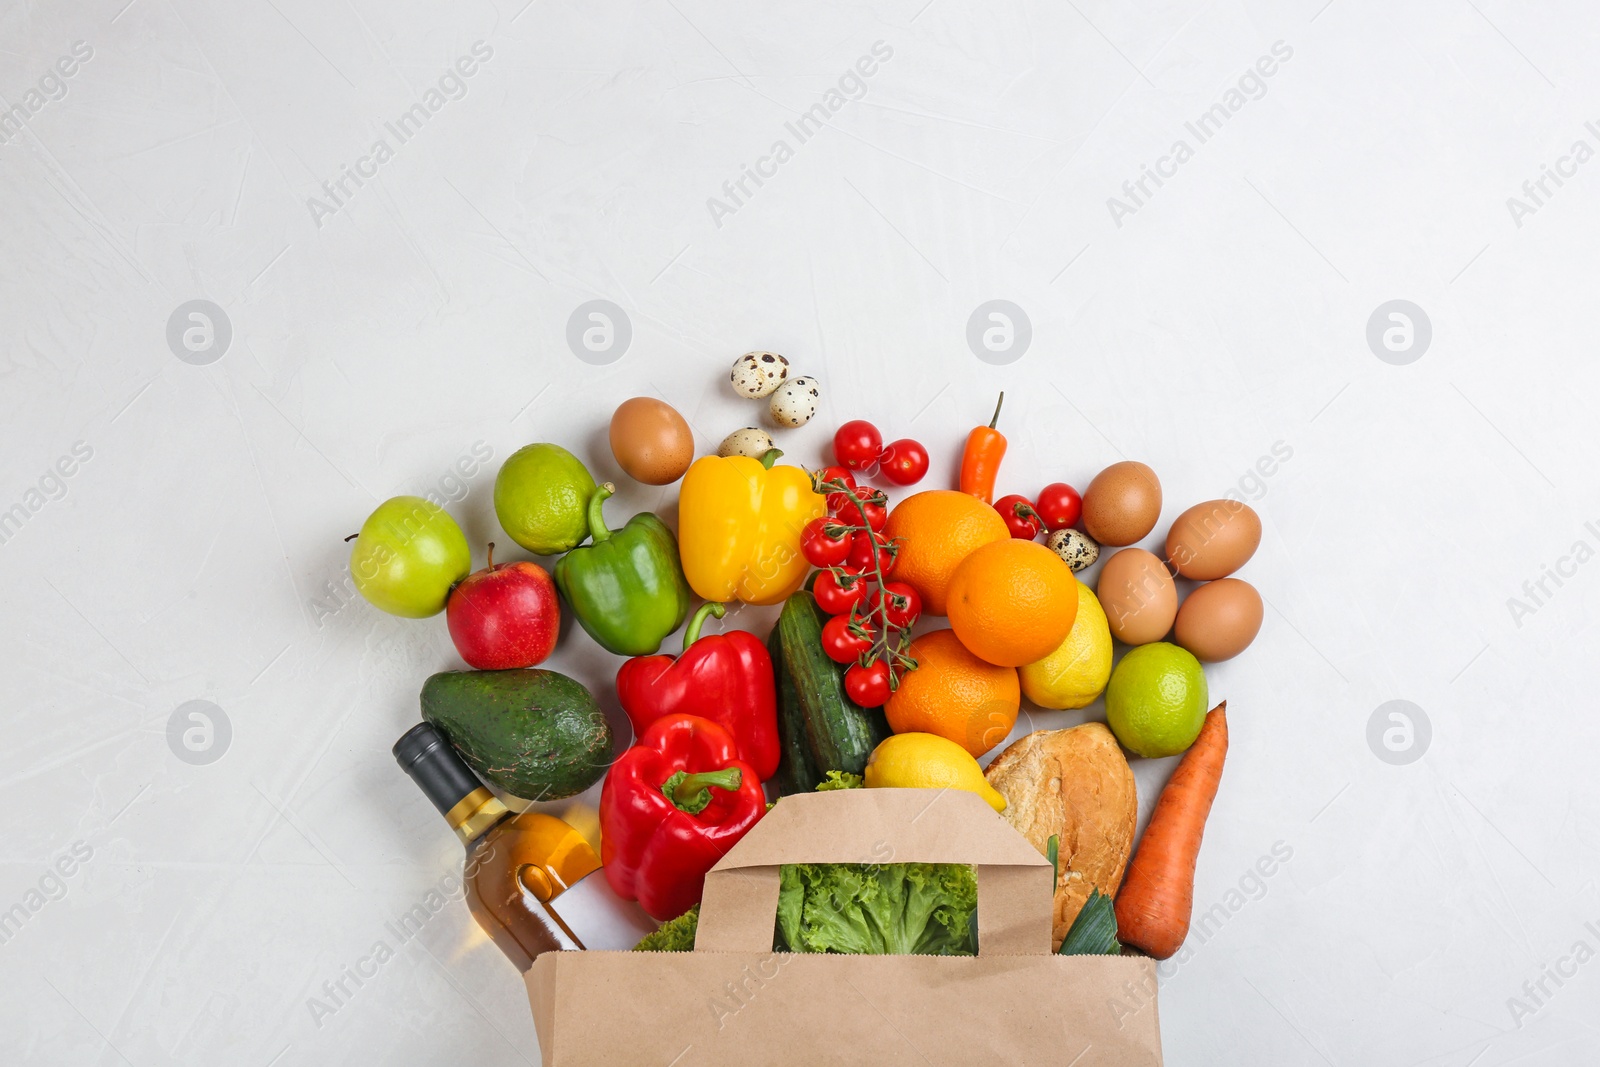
[[946, 539, 1078, 666], [882, 490, 1009, 616], [886, 630, 1020, 757]]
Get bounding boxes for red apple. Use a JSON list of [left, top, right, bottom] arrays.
[[446, 544, 560, 670]]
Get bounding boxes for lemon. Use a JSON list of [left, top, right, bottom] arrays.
[[864, 733, 1007, 812], [1019, 580, 1112, 709], [1104, 642, 1208, 758]]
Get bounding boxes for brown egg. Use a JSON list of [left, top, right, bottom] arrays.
[[1174, 578, 1263, 662], [1095, 548, 1177, 645], [1165, 499, 1261, 579], [1082, 461, 1162, 546], [608, 397, 694, 485]]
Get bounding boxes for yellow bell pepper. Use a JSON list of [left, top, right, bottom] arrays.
[[678, 449, 826, 606]]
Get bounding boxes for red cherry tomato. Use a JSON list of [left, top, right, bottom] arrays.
[[878, 439, 929, 486], [844, 659, 892, 708], [820, 613, 875, 664], [813, 567, 867, 615], [844, 485, 888, 531], [846, 531, 896, 575], [1034, 482, 1083, 531], [814, 465, 858, 513], [868, 581, 922, 628], [833, 420, 884, 472], [994, 494, 1044, 540], [800, 517, 852, 568], [815, 465, 856, 493]]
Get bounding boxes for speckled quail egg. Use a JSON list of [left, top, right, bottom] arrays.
[[730, 351, 790, 399], [717, 427, 775, 459], [768, 376, 820, 428], [1047, 527, 1100, 573]]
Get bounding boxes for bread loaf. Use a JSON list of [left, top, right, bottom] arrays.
[[984, 722, 1136, 948]]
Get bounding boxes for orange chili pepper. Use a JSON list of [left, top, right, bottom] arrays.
[[959, 392, 1006, 504]]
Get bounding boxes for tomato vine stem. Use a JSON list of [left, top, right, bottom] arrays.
[[815, 476, 919, 689]]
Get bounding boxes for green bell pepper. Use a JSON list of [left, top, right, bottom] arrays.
[[553, 482, 692, 656]]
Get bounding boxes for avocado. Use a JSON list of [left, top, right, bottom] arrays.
[[420, 669, 613, 802]]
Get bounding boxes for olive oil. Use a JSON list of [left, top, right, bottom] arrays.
[[394, 723, 655, 970]]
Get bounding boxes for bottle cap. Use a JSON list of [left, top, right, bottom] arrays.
[[392, 723, 484, 817]]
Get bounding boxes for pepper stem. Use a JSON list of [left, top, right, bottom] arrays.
[[758, 447, 783, 470], [587, 482, 617, 544], [661, 768, 743, 815], [683, 601, 726, 650], [988, 391, 1005, 430]]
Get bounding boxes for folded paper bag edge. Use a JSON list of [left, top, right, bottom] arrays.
[[527, 951, 558, 1064], [706, 787, 1050, 871]]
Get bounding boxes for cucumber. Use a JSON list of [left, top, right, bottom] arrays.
[[770, 622, 822, 796], [775, 591, 890, 781]]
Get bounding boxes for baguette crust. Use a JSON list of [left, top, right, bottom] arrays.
[[984, 723, 1137, 948]]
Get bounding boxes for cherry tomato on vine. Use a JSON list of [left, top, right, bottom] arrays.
[[878, 438, 929, 486], [1034, 482, 1083, 531], [815, 464, 856, 493], [820, 613, 875, 664], [815, 465, 858, 512], [833, 420, 884, 472], [847, 486, 888, 531], [844, 659, 892, 708], [800, 517, 852, 568], [994, 494, 1044, 540], [868, 581, 922, 628], [813, 567, 867, 615], [846, 531, 896, 575]]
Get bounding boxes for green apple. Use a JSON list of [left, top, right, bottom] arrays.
[[349, 496, 471, 617]]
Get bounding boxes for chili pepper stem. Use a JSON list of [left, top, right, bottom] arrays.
[[661, 768, 743, 815], [682, 601, 726, 650], [587, 482, 617, 543], [988, 391, 1005, 429], [758, 448, 783, 470]]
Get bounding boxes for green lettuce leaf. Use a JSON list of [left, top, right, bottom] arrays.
[[774, 862, 977, 956], [634, 904, 698, 952]]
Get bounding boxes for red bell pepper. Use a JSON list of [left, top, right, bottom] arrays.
[[600, 714, 765, 922], [615, 601, 780, 780]]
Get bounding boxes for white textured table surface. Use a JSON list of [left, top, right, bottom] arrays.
[[4, 1, 1598, 1064]]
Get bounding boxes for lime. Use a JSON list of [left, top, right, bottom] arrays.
[[1105, 642, 1208, 758], [493, 443, 598, 555], [1019, 580, 1113, 709]]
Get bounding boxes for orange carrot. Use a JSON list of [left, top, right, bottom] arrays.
[[1114, 703, 1228, 959]]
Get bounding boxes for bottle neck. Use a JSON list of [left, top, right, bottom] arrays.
[[393, 723, 511, 847], [446, 787, 511, 846]]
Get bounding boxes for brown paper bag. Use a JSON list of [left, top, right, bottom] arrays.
[[526, 788, 1163, 1065]]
